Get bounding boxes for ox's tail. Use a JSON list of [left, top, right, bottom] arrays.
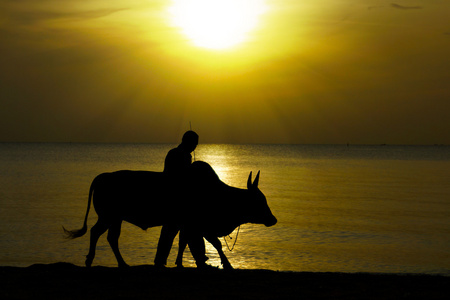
[[63, 179, 95, 239]]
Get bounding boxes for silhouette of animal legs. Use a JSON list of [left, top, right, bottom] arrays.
[[85, 220, 109, 267], [206, 236, 233, 270], [175, 229, 209, 268], [107, 220, 128, 268], [176, 233, 232, 270]]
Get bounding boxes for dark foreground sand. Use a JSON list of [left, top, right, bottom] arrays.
[[1, 263, 448, 300]]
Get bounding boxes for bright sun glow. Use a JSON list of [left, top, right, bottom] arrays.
[[169, 0, 268, 50]]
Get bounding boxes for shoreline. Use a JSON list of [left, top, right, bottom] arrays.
[[1, 263, 449, 299]]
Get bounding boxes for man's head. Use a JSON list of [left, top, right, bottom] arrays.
[[181, 130, 199, 153]]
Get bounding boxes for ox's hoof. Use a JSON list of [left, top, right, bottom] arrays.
[[118, 263, 130, 269], [85, 256, 94, 268], [222, 263, 234, 271], [154, 263, 166, 270], [196, 263, 218, 271]]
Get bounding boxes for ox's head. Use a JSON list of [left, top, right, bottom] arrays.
[[246, 171, 277, 227]]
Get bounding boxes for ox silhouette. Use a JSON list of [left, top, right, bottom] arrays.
[[63, 161, 277, 269]]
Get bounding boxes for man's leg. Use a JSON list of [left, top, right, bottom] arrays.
[[154, 224, 179, 267], [186, 232, 208, 268]]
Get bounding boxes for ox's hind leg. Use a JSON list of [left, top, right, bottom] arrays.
[[206, 236, 233, 270], [107, 220, 129, 268], [86, 220, 110, 267], [175, 230, 188, 268]]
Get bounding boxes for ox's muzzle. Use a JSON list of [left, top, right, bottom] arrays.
[[264, 214, 277, 227]]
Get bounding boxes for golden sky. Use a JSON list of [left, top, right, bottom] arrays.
[[1, 0, 449, 144]]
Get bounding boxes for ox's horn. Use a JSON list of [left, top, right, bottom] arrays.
[[247, 171, 253, 189], [253, 170, 260, 188]]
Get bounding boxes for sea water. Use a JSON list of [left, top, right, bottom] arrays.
[[0, 143, 449, 275]]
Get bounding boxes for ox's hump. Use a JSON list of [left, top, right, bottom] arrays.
[[191, 161, 221, 183]]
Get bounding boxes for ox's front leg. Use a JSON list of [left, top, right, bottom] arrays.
[[205, 236, 233, 270], [107, 220, 129, 268], [176, 229, 209, 268]]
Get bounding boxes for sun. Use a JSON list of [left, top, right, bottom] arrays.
[[169, 0, 267, 50]]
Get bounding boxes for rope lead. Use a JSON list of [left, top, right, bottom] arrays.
[[223, 225, 240, 251]]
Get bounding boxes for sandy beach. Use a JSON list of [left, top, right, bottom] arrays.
[[1, 263, 448, 299]]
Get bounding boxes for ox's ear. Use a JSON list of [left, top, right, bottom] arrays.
[[247, 171, 253, 189], [253, 170, 260, 188]]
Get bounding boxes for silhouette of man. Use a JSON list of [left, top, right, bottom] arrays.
[[163, 130, 198, 175], [154, 131, 208, 268]]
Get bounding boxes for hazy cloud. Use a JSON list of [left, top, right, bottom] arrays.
[[2, 7, 127, 26], [391, 3, 422, 10], [44, 8, 128, 21], [368, 3, 423, 10], [368, 6, 384, 10]]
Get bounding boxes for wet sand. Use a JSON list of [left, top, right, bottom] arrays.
[[1, 263, 448, 299]]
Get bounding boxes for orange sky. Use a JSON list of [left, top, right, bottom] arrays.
[[1, 0, 449, 144]]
